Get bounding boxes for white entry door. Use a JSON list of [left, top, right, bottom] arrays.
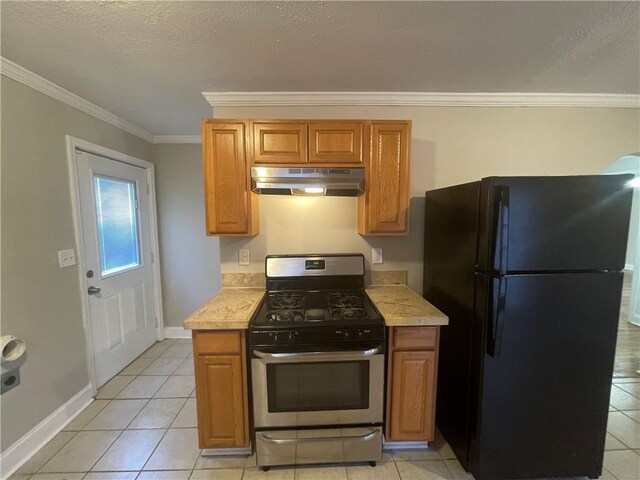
[[77, 150, 158, 387]]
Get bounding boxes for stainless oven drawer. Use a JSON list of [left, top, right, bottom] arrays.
[[251, 348, 385, 428], [255, 426, 382, 468]]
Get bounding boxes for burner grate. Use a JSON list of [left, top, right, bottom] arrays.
[[329, 308, 369, 322], [267, 309, 304, 322], [268, 292, 305, 310], [327, 292, 364, 309]]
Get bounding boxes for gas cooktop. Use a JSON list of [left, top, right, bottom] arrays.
[[251, 288, 383, 328], [249, 254, 385, 345]]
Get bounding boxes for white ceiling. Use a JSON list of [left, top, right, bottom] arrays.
[[1, 1, 639, 135]]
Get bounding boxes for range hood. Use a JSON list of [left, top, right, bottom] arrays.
[[251, 167, 365, 196]]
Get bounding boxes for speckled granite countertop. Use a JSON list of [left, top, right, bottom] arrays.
[[183, 288, 264, 330], [184, 273, 447, 330], [366, 286, 449, 326]]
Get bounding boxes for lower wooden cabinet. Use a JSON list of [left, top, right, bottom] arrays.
[[193, 330, 249, 448], [386, 326, 439, 442]]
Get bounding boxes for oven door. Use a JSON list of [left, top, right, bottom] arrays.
[[251, 344, 385, 428]]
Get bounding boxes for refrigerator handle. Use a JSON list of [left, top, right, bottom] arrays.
[[487, 277, 508, 357], [491, 186, 510, 275]]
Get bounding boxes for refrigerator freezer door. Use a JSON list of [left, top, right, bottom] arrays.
[[469, 272, 623, 480], [477, 175, 634, 273]]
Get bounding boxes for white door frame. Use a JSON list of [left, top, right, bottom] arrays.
[[66, 136, 164, 394], [629, 198, 640, 326]]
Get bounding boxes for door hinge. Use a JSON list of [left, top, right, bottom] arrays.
[[146, 182, 150, 195], [150, 251, 155, 263], [155, 318, 159, 327]]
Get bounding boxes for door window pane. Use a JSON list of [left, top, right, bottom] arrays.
[[267, 361, 369, 412], [94, 175, 140, 276]]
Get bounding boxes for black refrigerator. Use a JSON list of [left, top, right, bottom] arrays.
[[423, 175, 634, 480]]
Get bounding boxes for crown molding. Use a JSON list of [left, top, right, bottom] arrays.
[[153, 135, 201, 144], [203, 91, 640, 108], [1, 56, 155, 143]]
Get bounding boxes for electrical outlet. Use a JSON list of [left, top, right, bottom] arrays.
[[239, 249, 250, 266], [372, 248, 383, 264], [58, 249, 76, 268]]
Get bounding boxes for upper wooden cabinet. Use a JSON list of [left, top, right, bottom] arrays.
[[252, 121, 307, 164], [201, 118, 411, 236], [308, 122, 363, 164], [202, 120, 258, 236], [358, 121, 411, 235]]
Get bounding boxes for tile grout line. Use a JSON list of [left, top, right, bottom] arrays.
[[80, 343, 171, 476]]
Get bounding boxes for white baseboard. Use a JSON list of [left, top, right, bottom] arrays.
[[164, 327, 192, 339], [624, 263, 635, 271], [201, 446, 252, 456], [0, 384, 94, 480], [383, 439, 430, 449]]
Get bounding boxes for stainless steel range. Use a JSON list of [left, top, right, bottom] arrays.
[[250, 254, 385, 471]]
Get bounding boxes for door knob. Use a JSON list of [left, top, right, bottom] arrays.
[[88, 286, 101, 295]]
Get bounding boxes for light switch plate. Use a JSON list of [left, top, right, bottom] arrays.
[[372, 248, 383, 264], [238, 249, 250, 266], [58, 249, 76, 268]]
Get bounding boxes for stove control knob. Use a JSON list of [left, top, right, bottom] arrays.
[[356, 329, 364, 338], [273, 332, 279, 342], [288, 331, 295, 342]]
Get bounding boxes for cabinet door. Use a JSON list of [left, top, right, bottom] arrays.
[[389, 350, 436, 441], [195, 354, 249, 448], [202, 120, 256, 235], [308, 122, 363, 164], [360, 122, 410, 234], [252, 121, 307, 164]]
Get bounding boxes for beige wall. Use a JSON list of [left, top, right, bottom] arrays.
[[1, 76, 154, 451], [152, 144, 221, 328], [215, 106, 640, 291]]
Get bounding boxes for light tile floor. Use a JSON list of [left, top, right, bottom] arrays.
[[10, 339, 640, 480]]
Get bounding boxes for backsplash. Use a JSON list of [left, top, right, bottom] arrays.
[[222, 270, 408, 288], [219, 195, 424, 292]]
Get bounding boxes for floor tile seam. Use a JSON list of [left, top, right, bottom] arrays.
[[619, 408, 640, 420], [151, 393, 194, 400], [89, 429, 170, 473], [85, 428, 128, 474], [19, 430, 80, 475], [442, 457, 461, 479], [392, 459, 401, 480], [128, 397, 188, 430], [138, 426, 173, 472], [82, 397, 153, 431], [34, 429, 125, 475], [122, 398, 155, 432], [615, 385, 640, 400], [608, 428, 639, 451], [123, 374, 173, 400], [602, 466, 620, 480]]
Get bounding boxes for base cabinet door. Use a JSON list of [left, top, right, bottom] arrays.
[[386, 326, 439, 442], [193, 331, 249, 449], [389, 351, 436, 441]]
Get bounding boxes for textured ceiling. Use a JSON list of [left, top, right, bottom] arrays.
[[1, 1, 639, 135]]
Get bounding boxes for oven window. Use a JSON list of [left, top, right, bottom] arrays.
[[267, 361, 369, 412]]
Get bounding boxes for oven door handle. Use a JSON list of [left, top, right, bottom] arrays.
[[258, 429, 379, 445], [252, 346, 382, 360]]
